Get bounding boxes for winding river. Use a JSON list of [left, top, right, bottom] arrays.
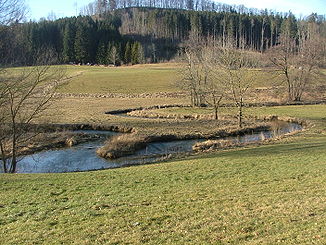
[[9, 121, 302, 174]]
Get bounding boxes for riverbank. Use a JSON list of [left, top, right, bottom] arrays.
[[1, 104, 326, 244]]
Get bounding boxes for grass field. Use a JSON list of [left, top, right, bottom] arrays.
[[58, 64, 181, 94], [1, 63, 326, 244], [56, 64, 305, 95], [1, 104, 326, 244]]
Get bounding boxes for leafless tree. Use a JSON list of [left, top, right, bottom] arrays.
[[213, 40, 257, 128], [268, 23, 325, 102], [179, 33, 211, 107], [179, 32, 214, 106], [0, 52, 66, 173], [0, 0, 27, 25], [180, 35, 225, 120]]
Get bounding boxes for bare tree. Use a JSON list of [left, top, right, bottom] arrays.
[[214, 41, 257, 128], [268, 23, 325, 102], [0, 0, 27, 25], [0, 52, 66, 173], [180, 35, 227, 120], [180, 33, 210, 107]]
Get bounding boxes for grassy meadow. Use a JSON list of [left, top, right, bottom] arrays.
[[1, 64, 326, 244], [59, 63, 181, 94], [57, 64, 300, 95]]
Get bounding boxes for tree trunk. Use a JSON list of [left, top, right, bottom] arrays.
[[10, 137, 17, 173], [214, 105, 218, 120], [238, 98, 244, 128], [0, 143, 8, 173]]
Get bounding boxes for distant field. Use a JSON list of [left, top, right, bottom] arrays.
[[1, 105, 326, 244], [59, 64, 181, 94], [57, 63, 297, 95]]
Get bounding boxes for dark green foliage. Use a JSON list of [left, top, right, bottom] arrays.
[[124, 42, 132, 64], [96, 41, 107, 64], [63, 23, 76, 63], [131, 42, 144, 65], [0, 6, 325, 66]]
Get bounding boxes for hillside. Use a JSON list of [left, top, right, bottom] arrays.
[[1, 5, 325, 66]]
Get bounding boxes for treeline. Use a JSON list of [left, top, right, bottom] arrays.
[[82, 0, 290, 15], [0, 15, 145, 66], [1, 3, 325, 66]]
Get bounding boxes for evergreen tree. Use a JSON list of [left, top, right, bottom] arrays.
[[137, 42, 145, 64], [96, 41, 107, 64], [281, 12, 298, 39], [131, 42, 144, 65], [124, 41, 132, 64], [63, 23, 75, 63], [131, 42, 138, 65], [74, 23, 89, 63]]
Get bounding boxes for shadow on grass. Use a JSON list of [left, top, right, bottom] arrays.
[[190, 139, 326, 161]]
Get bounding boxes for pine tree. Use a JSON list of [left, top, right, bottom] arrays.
[[124, 42, 132, 64], [96, 41, 107, 64], [131, 42, 145, 65], [131, 42, 138, 65], [74, 24, 88, 63], [137, 43, 145, 64], [63, 23, 75, 63]]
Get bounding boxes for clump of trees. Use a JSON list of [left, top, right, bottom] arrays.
[[267, 17, 326, 101], [180, 35, 257, 127], [0, 15, 146, 66], [216, 45, 257, 127]]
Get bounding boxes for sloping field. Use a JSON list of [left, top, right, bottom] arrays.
[[1, 105, 326, 244]]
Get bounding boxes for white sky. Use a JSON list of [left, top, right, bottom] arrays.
[[216, 0, 326, 16], [27, 0, 326, 20]]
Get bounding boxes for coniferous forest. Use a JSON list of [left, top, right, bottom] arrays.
[[0, 0, 325, 66]]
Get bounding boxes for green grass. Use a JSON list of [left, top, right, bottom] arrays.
[[58, 65, 280, 94], [58, 64, 180, 94], [1, 105, 326, 244]]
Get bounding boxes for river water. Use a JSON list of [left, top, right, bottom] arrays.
[[3, 122, 302, 174]]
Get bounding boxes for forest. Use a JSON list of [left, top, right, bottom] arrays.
[[0, 0, 325, 66]]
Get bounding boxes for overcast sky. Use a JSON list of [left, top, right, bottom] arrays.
[[26, 0, 326, 21]]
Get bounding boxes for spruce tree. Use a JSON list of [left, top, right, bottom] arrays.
[[63, 23, 75, 63], [96, 41, 107, 64], [124, 42, 132, 64], [131, 42, 138, 65], [74, 24, 89, 63]]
